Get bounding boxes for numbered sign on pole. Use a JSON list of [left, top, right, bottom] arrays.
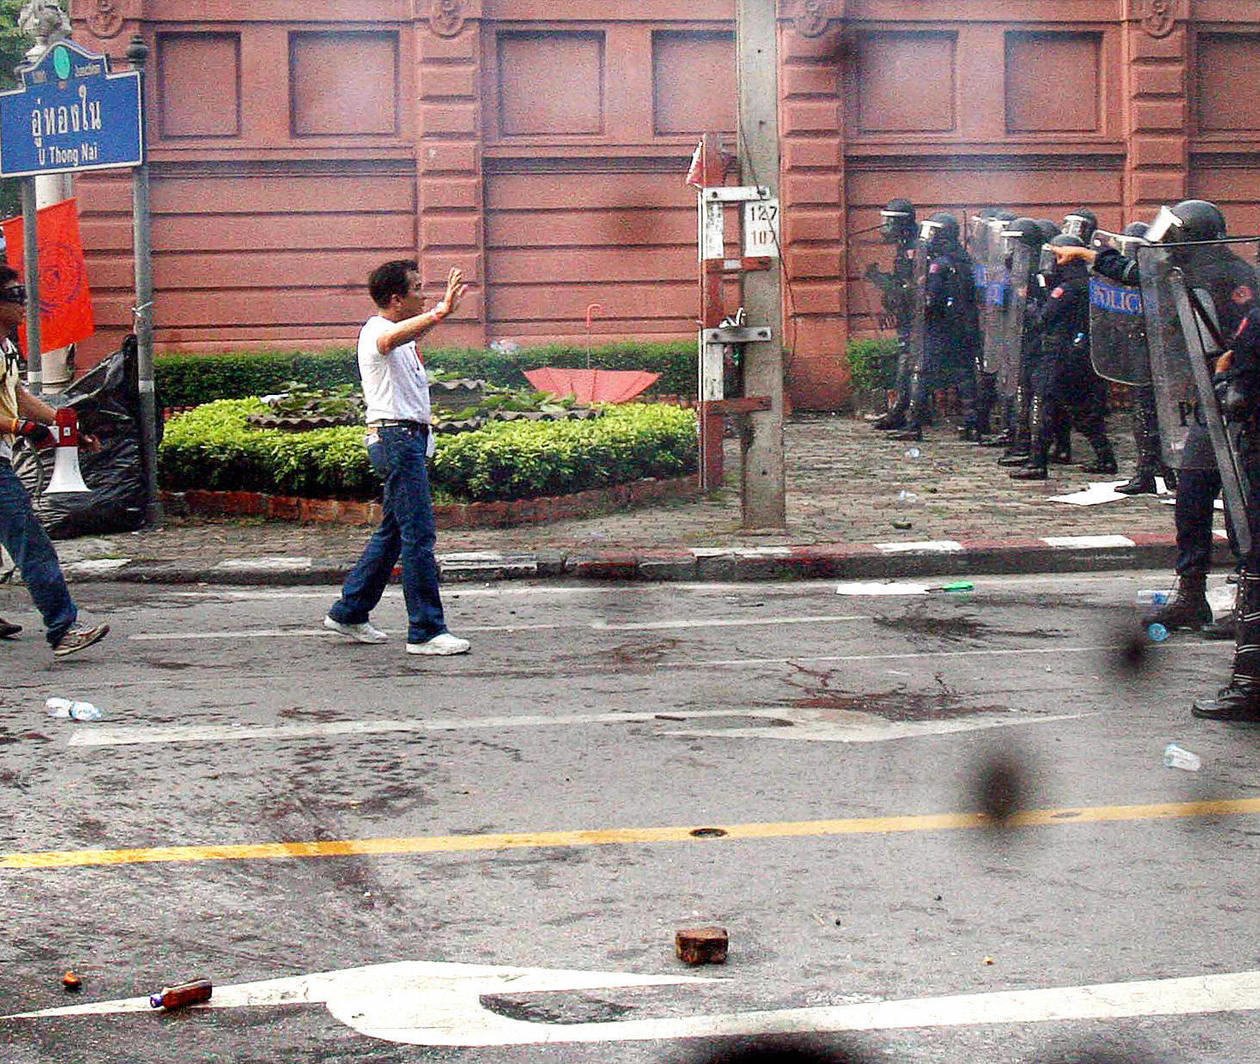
[[743, 198, 780, 258]]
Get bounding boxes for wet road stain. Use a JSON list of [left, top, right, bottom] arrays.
[[791, 689, 1006, 722], [487, 993, 635, 1025], [872, 612, 1067, 642], [611, 637, 682, 665]]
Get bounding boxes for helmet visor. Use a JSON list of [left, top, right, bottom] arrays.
[[1062, 214, 1090, 239], [1145, 205, 1183, 245], [1038, 246, 1058, 275]]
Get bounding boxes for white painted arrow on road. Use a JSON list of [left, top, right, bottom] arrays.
[[7, 961, 1260, 1047]]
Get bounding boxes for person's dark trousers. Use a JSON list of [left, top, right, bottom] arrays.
[[1174, 465, 1224, 577], [328, 425, 449, 645], [973, 370, 997, 437], [0, 457, 76, 645]]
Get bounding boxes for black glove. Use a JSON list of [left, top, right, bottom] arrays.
[[1215, 373, 1252, 421], [7, 419, 54, 448]]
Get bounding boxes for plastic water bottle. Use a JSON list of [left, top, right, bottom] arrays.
[[1163, 743, 1201, 772], [904, 446, 922, 459], [1147, 623, 1169, 643], [45, 697, 103, 722], [1136, 589, 1172, 606]]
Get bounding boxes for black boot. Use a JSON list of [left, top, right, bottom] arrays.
[[1080, 435, 1118, 476], [871, 404, 907, 431], [1010, 464, 1047, 480], [1145, 572, 1211, 630], [889, 424, 924, 441], [1115, 471, 1159, 495], [0, 617, 20, 639], [1194, 573, 1260, 720]]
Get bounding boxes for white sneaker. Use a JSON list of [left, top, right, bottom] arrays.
[[323, 616, 388, 644], [406, 632, 471, 656]]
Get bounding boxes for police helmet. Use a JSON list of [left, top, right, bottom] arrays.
[[1002, 217, 1044, 253], [1040, 233, 1085, 275], [879, 198, 917, 243], [1146, 199, 1227, 244], [1035, 219, 1062, 243], [1062, 208, 1098, 242]]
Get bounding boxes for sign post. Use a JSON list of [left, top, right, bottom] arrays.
[[0, 36, 160, 525]]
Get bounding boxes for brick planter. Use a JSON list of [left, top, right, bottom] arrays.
[[161, 474, 699, 529]]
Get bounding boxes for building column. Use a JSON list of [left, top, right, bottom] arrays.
[[416, 0, 487, 346], [1122, 0, 1190, 222], [777, 1, 847, 410]]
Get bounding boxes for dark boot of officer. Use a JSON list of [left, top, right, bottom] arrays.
[[1203, 580, 1239, 641], [1145, 571, 1213, 630], [1193, 570, 1260, 720], [0, 617, 20, 639], [1081, 433, 1118, 475], [1010, 395, 1049, 480], [1117, 389, 1162, 494]]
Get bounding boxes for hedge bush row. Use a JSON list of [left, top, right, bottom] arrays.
[[159, 399, 698, 503], [155, 341, 697, 409]]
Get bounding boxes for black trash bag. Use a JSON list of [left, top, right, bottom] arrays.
[[14, 335, 155, 539]]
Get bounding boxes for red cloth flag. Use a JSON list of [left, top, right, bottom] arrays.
[[1, 198, 95, 354]]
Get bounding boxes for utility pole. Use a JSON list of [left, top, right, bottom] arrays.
[[18, 0, 74, 391], [735, 0, 787, 530]]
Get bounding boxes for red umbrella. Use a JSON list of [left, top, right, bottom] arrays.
[[523, 368, 660, 404]]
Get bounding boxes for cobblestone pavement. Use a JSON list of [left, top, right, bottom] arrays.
[[54, 413, 1195, 567]]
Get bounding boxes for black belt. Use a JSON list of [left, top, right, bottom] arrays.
[[370, 420, 428, 432]]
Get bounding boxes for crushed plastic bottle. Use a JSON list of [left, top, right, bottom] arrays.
[[1147, 623, 1169, 643], [904, 446, 922, 459], [149, 978, 213, 1010], [1163, 743, 1201, 772], [1136, 589, 1172, 606], [45, 698, 103, 722]]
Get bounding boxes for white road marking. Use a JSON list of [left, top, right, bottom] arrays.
[[67, 706, 1083, 750], [1042, 535, 1136, 549], [874, 540, 963, 554], [126, 614, 870, 641], [8, 960, 1260, 1048]]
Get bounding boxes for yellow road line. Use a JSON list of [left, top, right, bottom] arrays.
[[5, 797, 1259, 871]]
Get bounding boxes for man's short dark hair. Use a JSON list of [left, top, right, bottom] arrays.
[[368, 259, 419, 309], [0, 265, 19, 288]]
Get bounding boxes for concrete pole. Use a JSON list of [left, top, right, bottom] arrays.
[[127, 34, 162, 527], [736, 0, 787, 530], [20, 1, 74, 389]]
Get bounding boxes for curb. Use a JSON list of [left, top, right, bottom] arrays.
[[56, 531, 1220, 587]]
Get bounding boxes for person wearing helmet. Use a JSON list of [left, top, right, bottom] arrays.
[[1011, 234, 1115, 479], [885, 211, 978, 442], [1058, 202, 1254, 638], [994, 218, 1046, 467], [965, 208, 1016, 442], [867, 199, 918, 430], [1106, 220, 1177, 497], [1061, 208, 1098, 244]]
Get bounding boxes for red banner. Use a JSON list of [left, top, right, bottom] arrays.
[[1, 198, 95, 354]]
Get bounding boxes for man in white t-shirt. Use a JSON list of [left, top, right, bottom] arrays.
[[0, 264, 108, 655], [325, 261, 470, 655]]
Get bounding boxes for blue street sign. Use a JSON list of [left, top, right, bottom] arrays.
[[0, 39, 143, 178]]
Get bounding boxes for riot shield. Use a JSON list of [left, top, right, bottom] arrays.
[[988, 238, 1031, 391], [968, 216, 992, 301], [1088, 230, 1150, 386], [906, 232, 930, 384], [1140, 240, 1259, 555]]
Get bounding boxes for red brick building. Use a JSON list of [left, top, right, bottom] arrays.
[[68, 0, 1260, 408]]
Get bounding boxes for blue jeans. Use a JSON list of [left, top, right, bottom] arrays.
[[328, 426, 448, 644], [0, 458, 76, 645]]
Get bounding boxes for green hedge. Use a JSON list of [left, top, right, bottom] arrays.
[[159, 399, 698, 503], [845, 337, 901, 394], [156, 341, 697, 409]]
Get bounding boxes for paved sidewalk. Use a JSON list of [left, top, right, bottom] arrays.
[[41, 414, 1221, 584]]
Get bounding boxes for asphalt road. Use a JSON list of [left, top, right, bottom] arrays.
[[1, 572, 1258, 1064]]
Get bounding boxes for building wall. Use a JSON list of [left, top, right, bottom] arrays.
[[67, 0, 1260, 409]]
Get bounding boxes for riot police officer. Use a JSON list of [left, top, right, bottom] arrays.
[[869, 199, 919, 431], [1012, 235, 1115, 479], [1056, 199, 1260, 717], [887, 212, 977, 442], [995, 218, 1047, 466]]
